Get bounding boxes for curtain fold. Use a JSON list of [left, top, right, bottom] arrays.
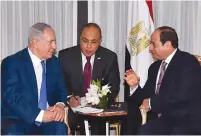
[[88, 1, 201, 101], [1, 1, 201, 101], [0, 1, 77, 60], [88, 1, 128, 102], [153, 1, 201, 55]]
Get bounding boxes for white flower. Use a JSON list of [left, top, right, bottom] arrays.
[[98, 93, 103, 98], [92, 97, 100, 105], [101, 84, 111, 96], [89, 84, 99, 91], [85, 81, 111, 105]]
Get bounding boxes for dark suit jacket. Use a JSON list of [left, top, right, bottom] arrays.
[[1, 48, 67, 124], [129, 49, 201, 132], [58, 45, 120, 104]]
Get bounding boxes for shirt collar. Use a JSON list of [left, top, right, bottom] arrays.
[[28, 47, 42, 68], [81, 52, 95, 62], [164, 48, 177, 64]]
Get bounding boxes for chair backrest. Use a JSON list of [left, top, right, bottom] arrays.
[[194, 55, 201, 66]]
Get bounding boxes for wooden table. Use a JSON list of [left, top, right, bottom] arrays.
[[79, 110, 128, 136]]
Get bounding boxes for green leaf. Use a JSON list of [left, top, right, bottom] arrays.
[[91, 79, 101, 88]]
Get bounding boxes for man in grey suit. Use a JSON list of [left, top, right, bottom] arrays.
[[58, 23, 120, 134]]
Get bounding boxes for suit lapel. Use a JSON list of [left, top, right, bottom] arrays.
[[160, 50, 181, 92], [92, 47, 103, 80], [76, 47, 83, 77], [23, 48, 38, 96], [46, 59, 51, 99], [75, 47, 83, 93], [163, 50, 180, 80]]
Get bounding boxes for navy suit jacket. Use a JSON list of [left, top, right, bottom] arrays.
[[58, 45, 120, 104], [129, 49, 201, 131], [1, 48, 67, 124]]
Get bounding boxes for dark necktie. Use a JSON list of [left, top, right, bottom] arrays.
[[82, 57, 92, 96], [38, 61, 47, 110], [155, 61, 167, 94]]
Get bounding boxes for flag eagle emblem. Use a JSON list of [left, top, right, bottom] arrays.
[[128, 21, 151, 56]]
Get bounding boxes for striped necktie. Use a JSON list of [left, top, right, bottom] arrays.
[[155, 61, 167, 94]]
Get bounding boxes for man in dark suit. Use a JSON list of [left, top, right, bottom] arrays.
[[1, 23, 68, 135], [58, 23, 120, 134], [124, 26, 201, 134]]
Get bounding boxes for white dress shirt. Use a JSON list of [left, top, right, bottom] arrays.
[[28, 48, 47, 123], [129, 49, 178, 99], [81, 52, 95, 72], [154, 49, 177, 93]]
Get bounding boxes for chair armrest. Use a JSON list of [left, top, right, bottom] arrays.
[[140, 108, 147, 125], [64, 107, 71, 135]]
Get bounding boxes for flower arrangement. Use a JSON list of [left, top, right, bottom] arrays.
[[85, 80, 111, 108]]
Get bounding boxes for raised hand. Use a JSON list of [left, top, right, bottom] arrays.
[[124, 69, 140, 88]]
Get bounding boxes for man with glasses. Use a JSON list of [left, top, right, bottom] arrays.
[[58, 22, 120, 134], [1, 23, 68, 135]]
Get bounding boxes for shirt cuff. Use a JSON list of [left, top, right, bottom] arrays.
[[67, 95, 73, 101], [35, 110, 44, 123], [67, 95, 73, 98], [129, 85, 139, 96], [56, 102, 65, 107]]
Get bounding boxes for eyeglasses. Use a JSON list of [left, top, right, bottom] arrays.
[[43, 39, 56, 45], [81, 39, 100, 46]]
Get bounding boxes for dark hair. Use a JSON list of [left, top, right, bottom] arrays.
[[81, 22, 102, 38], [156, 26, 178, 48]]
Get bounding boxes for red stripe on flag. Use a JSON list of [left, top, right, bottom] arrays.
[[146, 0, 154, 22]]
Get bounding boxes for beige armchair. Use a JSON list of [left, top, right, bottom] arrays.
[[64, 107, 71, 135], [140, 109, 147, 125]]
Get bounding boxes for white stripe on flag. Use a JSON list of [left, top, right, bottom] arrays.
[[126, 0, 154, 87]]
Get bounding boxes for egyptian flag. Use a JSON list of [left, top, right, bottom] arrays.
[[125, 0, 154, 100]]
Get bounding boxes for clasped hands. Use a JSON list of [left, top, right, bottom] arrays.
[[124, 69, 151, 112], [42, 104, 65, 123]]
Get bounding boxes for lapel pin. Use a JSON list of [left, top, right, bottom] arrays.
[[97, 57, 101, 60]]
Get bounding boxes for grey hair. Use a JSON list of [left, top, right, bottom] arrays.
[[28, 23, 52, 44]]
